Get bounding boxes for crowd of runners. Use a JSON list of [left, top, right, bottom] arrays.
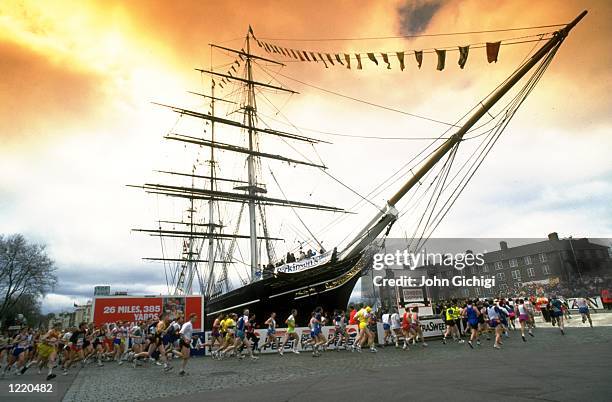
[[0, 295, 595, 380]]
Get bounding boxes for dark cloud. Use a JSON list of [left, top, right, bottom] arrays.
[[398, 0, 443, 35], [0, 39, 108, 145], [53, 263, 168, 298]]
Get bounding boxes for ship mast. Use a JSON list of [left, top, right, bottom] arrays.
[[340, 10, 588, 260], [244, 31, 259, 281]]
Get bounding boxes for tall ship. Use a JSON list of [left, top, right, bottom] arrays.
[[132, 12, 586, 327]]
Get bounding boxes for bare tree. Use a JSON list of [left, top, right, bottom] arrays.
[[0, 234, 57, 323]]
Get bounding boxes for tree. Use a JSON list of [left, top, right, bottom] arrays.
[[0, 234, 57, 327]]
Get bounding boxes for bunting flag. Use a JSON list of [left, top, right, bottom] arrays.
[[318, 53, 328, 68], [381, 53, 391, 69], [436, 49, 446, 71], [396, 51, 405, 71], [239, 53, 245, 61], [248, 25, 255, 39], [231, 65, 237, 73], [415, 50, 423, 68], [458, 45, 469, 69], [254, 34, 518, 71], [486, 41, 501, 63], [367, 52, 378, 65]]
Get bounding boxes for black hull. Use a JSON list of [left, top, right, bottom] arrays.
[[203, 253, 366, 328]]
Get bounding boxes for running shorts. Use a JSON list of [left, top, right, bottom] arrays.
[[519, 314, 529, 322], [237, 330, 245, 339], [358, 322, 367, 330], [445, 320, 456, 327], [468, 321, 479, 330], [12, 347, 25, 357], [489, 319, 499, 328], [37, 343, 54, 359], [579, 307, 589, 314], [383, 323, 390, 331]]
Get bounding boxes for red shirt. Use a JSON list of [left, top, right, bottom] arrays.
[[349, 309, 357, 325]]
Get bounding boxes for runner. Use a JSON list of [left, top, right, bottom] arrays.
[[515, 299, 532, 342], [62, 322, 87, 375], [327, 309, 348, 351], [401, 308, 411, 350], [279, 309, 300, 355], [486, 300, 504, 349], [310, 307, 327, 357], [576, 296, 593, 328], [178, 313, 197, 376], [204, 313, 224, 355], [463, 300, 480, 348], [37, 324, 61, 380], [261, 312, 279, 351], [390, 308, 402, 348], [409, 307, 428, 347], [381, 309, 392, 346], [550, 295, 565, 335]]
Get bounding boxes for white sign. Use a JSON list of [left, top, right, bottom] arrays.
[[275, 251, 333, 274], [566, 296, 603, 310], [203, 324, 360, 355], [402, 288, 424, 303], [376, 318, 445, 344]]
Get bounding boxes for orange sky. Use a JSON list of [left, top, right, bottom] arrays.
[[0, 0, 610, 310]]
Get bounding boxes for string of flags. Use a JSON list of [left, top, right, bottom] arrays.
[[210, 54, 244, 89], [248, 27, 550, 71]]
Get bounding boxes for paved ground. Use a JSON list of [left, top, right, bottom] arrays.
[[1, 313, 611, 402]]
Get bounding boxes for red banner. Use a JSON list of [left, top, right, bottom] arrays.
[[93, 296, 203, 330]]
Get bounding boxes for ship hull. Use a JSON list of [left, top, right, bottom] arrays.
[[203, 253, 366, 327]]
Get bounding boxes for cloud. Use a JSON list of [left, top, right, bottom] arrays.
[[0, 39, 109, 146], [398, 0, 443, 35]]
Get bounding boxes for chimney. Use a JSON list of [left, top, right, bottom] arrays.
[[500, 241, 508, 250], [548, 232, 559, 241]]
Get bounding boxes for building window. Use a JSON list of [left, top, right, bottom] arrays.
[[542, 264, 550, 275], [462, 288, 469, 297], [527, 267, 535, 277], [497, 272, 505, 281], [511, 269, 521, 280], [509, 258, 517, 267], [470, 266, 476, 274], [475, 287, 482, 296], [539, 253, 547, 262], [482, 264, 489, 273], [500, 283, 508, 291], [524, 256, 532, 265], [494, 261, 503, 270], [514, 282, 522, 289]]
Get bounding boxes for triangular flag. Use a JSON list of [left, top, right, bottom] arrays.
[[212, 79, 216, 87], [344, 54, 351, 69], [396, 51, 405, 71], [458, 45, 469, 69], [318, 53, 328, 68], [381, 53, 391, 69], [297, 50, 305, 61], [273, 45, 281, 54], [435, 49, 446, 71], [415, 50, 423, 68], [486, 41, 501, 63], [335, 54, 344, 65], [281, 48, 288, 57], [256, 40, 263, 48], [367, 52, 378, 65], [290, 49, 298, 59], [356, 54, 363, 70], [326, 53, 335, 66], [239, 53, 245, 61], [248, 25, 255, 38], [264, 43, 272, 53], [231, 65, 237, 72], [302, 51, 311, 61], [309, 51, 318, 62]]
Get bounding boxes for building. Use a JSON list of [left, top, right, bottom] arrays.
[[47, 300, 93, 330], [366, 233, 611, 303], [425, 232, 611, 299]]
